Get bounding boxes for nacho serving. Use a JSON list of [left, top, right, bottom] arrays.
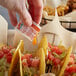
[[39, 36, 75, 76], [9, 40, 45, 76], [20, 49, 45, 76], [8, 40, 24, 76], [9, 36, 76, 76]]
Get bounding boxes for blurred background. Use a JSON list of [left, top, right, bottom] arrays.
[[0, 6, 14, 29], [0, 0, 76, 31]]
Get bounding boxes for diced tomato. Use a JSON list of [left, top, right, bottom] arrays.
[[27, 58, 32, 67], [21, 54, 32, 61], [0, 51, 4, 59], [6, 52, 12, 58], [6, 52, 12, 56], [6, 56, 12, 63], [21, 56, 25, 61], [53, 58, 61, 66], [24, 54, 32, 60], [65, 66, 76, 74], [65, 66, 69, 72], [68, 57, 74, 65], [51, 46, 63, 55], [70, 54, 75, 60], [31, 59, 40, 68], [48, 50, 51, 54], [2, 46, 10, 54], [48, 42, 52, 48], [48, 53, 54, 61]]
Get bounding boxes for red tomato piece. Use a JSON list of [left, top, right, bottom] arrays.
[[53, 58, 61, 66], [2, 46, 10, 54], [31, 59, 40, 68], [24, 54, 32, 60], [6, 56, 12, 63], [27, 58, 32, 67], [51, 46, 63, 55], [21, 54, 32, 61], [48, 42, 52, 48], [65, 66, 76, 74], [6, 52, 12, 58], [0, 51, 4, 59], [68, 57, 74, 65], [48, 53, 54, 61], [21, 56, 25, 61], [6, 52, 12, 56], [70, 54, 75, 60]]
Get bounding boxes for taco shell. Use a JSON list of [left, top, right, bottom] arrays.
[[19, 48, 45, 76], [8, 40, 24, 76], [39, 48, 46, 75], [59, 46, 72, 76], [38, 36, 48, 56]]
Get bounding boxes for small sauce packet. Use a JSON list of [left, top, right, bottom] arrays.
[[15, 21, 41, 41]]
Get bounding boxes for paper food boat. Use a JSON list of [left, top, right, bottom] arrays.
[[0, 12, 76, 76]]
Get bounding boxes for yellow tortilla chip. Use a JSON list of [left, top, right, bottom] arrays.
[[59, 46, 72, 76], [38, 36, 48, 56], [8, 40, 24, 76], [39, 48, 45, 75], [19, 49, 23, 76], [17, 40, 24, 53]]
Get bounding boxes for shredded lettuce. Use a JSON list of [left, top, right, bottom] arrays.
[[52, 52, 66, 60], [23, 67, 38, 76], [48, 48, 51, 52], [23, 67, 31, 76], [0, 58, 5, 65], [60, 52, 66, 59], [53, 52, 60, 58], [30, 67, 37, 76]]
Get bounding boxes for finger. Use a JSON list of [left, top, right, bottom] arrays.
[[8, 10, 17, 26], [18, 4, 32, 26], [28, 0, 43, 24]]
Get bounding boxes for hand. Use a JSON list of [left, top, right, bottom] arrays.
[[0, 0, 43, 26]]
